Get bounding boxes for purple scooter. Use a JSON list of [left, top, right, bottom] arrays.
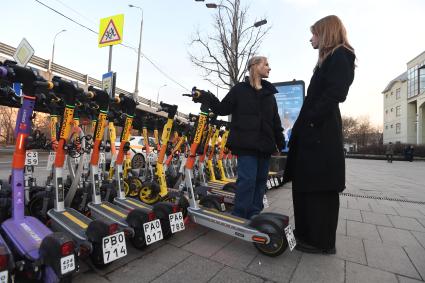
[[0, 61, 77, 282]]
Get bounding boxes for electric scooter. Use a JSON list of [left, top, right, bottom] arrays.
[[180, 87, 290, 257], [0, 61, 78, 282], [104, 94, 180, 240], [45, 76, 126, 267], [85, 87, 165, 248], [137, 104, 224, 212]]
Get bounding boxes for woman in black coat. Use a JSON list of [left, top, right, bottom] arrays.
[[283, 15, 356, 253]]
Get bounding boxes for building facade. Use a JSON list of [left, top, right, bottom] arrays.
[[383, 51, 425, 145]]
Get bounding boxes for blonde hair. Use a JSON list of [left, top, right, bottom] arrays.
[[311, 15, 355, 66], [247, 56, 267, 90]]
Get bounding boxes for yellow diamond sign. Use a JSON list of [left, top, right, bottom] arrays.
[[98, 14, 124, 48]]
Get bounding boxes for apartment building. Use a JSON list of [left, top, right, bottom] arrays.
[[383, 51, 425, 144]]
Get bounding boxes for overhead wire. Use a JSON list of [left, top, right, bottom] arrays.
[[33, 0, 189, 91]]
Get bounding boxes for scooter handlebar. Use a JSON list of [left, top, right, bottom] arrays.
[[0, 66, 10, 78]]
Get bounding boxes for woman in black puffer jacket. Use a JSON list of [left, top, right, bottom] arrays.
[[206, 56, 285, 219]]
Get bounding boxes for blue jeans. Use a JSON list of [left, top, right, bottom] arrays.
[[232, 155, 270, 219]]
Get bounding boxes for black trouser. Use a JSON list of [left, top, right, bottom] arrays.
[[292, 190, 339, 250], [386, 154, 393, 162]]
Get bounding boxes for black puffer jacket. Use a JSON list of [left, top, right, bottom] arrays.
[[209, 77, 285, 156]]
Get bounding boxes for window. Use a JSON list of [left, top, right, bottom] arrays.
[[385, 125, 388, 130], [409, 62, 425, 98], [391, 124, 393, 128], [386, 110, 388, 115], [391, 108, 393, 112], [396, 123, 401, 134], [396, 106, 401, 116], [396, 88, 401, 99], [391, 91, 393, 96], [420, 67, 425, 93], [385, 94, 388, 99]]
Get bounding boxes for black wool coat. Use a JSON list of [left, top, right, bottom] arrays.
[[284, 46, 355, 192], [209, 78, 285, 156]]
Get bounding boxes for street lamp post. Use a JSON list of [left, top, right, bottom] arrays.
[[156, 84, 167, 106], [129, 4, 144, 102], [50, 29, 66, 79]]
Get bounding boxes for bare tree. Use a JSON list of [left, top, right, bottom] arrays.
[[190, 0, 270, 89], [0, 106, 17, 144], [342, 116, 358, 143]]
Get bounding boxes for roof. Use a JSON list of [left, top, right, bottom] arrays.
[[382, 72, 408, 93], [407, 50, 425, 65]]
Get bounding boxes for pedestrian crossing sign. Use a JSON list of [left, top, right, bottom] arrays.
[[98, 14, 124, 48]]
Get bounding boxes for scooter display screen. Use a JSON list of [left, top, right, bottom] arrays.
[[273, 80, 305, 152]]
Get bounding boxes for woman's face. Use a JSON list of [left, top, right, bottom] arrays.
[[256, 59, 271, 78], [310, 33, 319, 49]]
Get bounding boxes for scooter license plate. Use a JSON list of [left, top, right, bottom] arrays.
[[60, 254, 76, 275], [143, 219, 163, 245], [284, 224, 297, 251], [102, 232, 127, 264], [0, 271, 8, 283], [169, 212, 185, 233], [25, 151, 38, 166]]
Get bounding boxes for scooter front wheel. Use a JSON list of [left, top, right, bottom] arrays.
[[127, 177, 142, 197], [222, 182, 237, 192], [252, 219, 287, 257], [138, 181, 160, 204]]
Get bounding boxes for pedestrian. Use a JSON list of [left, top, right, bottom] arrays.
[[283, 15, 356, 254], [407, 145, 414, 162], [194, 56, 285, 219], [385, 142, 394, 163]]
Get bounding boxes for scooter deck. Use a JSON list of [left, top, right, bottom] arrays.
[[208, 188, 235, 197], [48, 208, 91, 241], [207, 180, 229, 186], [207, 181, 226, 189], [88, 201, 130, 227], [198, 208, 247, 224], [114, 197, 152, 213], [1, 217, 52, 261], [187, 207, 272, 244]]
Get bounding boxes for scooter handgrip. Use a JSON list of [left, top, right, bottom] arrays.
[[111, 96, 120, 104], [47, 81, 54, 90], [87, 91, 95, 99], [0, 66, 7, 78]]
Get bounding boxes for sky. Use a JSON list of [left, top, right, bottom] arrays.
[[1, 0, 425, 127]]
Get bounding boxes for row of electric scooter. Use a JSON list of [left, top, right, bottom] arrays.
[[0, 60, 291, 283]]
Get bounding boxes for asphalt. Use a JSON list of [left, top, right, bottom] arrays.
[[0, 156, 425, 283]]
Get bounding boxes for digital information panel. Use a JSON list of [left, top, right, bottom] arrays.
[[273, 80, 305, 152]]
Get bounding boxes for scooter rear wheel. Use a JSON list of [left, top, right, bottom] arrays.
[[253, 219, 287, 257]]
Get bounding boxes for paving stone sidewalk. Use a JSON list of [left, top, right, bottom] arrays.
[[24, 159, 425, 282]]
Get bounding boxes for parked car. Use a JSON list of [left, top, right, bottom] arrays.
[[114, 136, 158, 169]]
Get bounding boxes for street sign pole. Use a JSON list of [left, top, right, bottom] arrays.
[[108, 46, 113, 72], [98, 13, 124, 180]]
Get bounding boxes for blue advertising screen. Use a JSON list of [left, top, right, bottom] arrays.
[[273, 81, 305, 152]]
